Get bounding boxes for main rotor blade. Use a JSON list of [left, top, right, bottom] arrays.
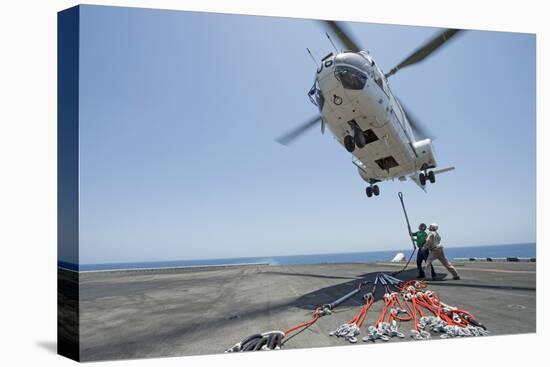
[[400, 102, 434, 141], [321, 21, 361, 52], [385, 29, 462, 78], [276, 116, 322, 146]]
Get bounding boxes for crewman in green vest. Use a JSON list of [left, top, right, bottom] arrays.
[[411, 223, 436, 278]]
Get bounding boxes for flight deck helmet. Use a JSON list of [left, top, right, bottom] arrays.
[[418, 223, 427, 231]]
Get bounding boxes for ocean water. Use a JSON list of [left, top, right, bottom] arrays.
[[60, 242, 536, 272]]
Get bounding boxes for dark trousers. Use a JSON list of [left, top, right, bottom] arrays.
[[417, 249, 435, 277]]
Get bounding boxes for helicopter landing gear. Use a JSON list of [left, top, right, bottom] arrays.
[[344, 124, 368, 152], [419, 170, 436, 186], [419, 172, 426, 186], [366, 184, 380, 198], [344, 135, 355, 152], [354, 128, 366, 149]]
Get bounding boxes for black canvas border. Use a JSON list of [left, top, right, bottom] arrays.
[[57, 5, 80, 362]]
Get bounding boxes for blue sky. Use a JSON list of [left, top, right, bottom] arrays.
[[75, 5, 535, 264]]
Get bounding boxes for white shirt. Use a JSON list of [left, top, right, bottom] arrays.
[[426, 230, 442, 250]]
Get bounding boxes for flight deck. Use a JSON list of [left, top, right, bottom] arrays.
[[59, 261, 536, 361]]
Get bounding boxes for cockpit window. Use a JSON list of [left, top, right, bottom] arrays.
[[335, 66, 367, 90], [308, 81, 324, 111], [336, 52, 368, 70]]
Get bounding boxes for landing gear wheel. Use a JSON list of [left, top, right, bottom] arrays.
[[354, 129, 366, 149], [373, 185, 380, 196], [366, 186, 373, 197], [344, 135, 355, 153], [428, 170, 436, 183], [419, 173, 426, 186]]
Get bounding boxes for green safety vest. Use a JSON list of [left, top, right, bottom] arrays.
[[413, 231, 428, 248]]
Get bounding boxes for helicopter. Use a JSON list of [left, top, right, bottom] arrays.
[[277, 21, 461, 197]]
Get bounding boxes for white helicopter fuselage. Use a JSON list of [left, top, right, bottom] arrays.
[[310, 51, 437, 186]]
